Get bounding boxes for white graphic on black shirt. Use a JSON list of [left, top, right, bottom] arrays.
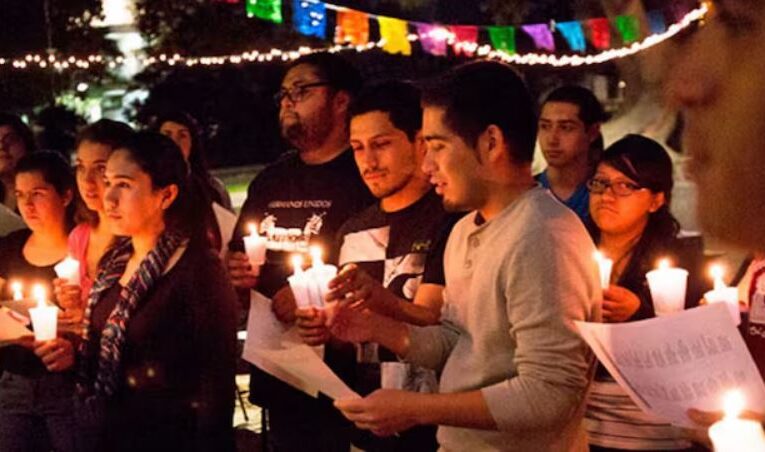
[[258, 212, 326, 252]]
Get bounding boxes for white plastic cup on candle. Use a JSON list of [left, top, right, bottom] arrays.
[[704, 288, 741, 326], [646, 259, 688, 316], [54, 256, 81, 286], [243, 223, 267, 276], [28, 287, 57, 341], [709, 390, 765, 452], [594, 251, 613, 290], [381, 362, 410, 390]]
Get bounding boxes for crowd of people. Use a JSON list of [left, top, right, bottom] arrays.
[[0, 2, 764, 449]]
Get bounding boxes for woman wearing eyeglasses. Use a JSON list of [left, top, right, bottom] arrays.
[[584, 134, 706, 451]]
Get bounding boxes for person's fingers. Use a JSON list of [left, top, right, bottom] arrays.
[[334, 397, 365, 413], [687, 408, 723, 426]]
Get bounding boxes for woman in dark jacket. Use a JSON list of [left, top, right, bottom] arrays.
[[38, 132, 238, 452]]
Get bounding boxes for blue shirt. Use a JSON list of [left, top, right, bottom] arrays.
[[535, 170, 591, 226]]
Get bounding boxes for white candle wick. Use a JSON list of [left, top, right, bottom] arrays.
[[10, 281, 22, 301], [710, 264, 727, 291], [292, 255, 304, 274], [723, 390, 746, 420], [310, 246, 324, 267], [32, 284, 46, 308]]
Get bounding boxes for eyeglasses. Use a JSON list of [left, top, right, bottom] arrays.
[[274, 81, 331, 105], [586, 177, 645, 197]]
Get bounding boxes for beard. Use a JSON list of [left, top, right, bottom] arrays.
[[280, 104, 335, 152]]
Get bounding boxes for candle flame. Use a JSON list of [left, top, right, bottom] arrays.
[[31, 284, 45, 307], [247, 223, 258, 236], [594, 251, 604, 262], [710, 264, 725, 281], [310, 246, 323, 266], [658, 258, 671, 270], [10, 281, 21, 292], [291, 255, 304, 273], [722, 389, 745, 419]]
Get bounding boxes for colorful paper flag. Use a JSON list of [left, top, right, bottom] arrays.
[[378, 17, 411, 55], [488, 26, 516, 54], [615, 15, 640, 44], [450, 26, 478, 57], [557, 21, 586, 52], [293, 0, 327, 38], [416, 24, 450, 56], [587, 18, 611, 50], [522, 23, 555, 52], [246, 0, 283, 23], [647, 10, 667, 35], [335, 10, 370, 46]]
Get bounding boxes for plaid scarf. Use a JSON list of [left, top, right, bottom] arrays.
[[76, 230, 185, 402]]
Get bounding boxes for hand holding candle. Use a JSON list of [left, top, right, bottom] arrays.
[[646, 258, 689, 316], [704, 264, 741, 325], [709, 390, 765, 452], [28, 285, 58, 341]]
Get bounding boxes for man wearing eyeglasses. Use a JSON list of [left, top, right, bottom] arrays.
[[226, 52, 374, 452], [536, 85, 606, 228]]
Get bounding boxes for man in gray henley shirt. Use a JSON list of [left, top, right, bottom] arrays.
[[333, 61, 601, 451]]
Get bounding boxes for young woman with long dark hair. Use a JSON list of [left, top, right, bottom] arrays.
[[37, 132, 238, 451], [584, 135, 706, 451]]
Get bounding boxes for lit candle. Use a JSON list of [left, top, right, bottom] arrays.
[[646, 258, 689, 316], [28, 285, 57, 341], [288, 255, 312, 309], [10, 281, 23, 301], [54, 255, 81, 286], [243, 223, 267, 276], [704, 264, 741, 326], [308, 246, 338, 306], [709, 390, 765, 452], [711, 264, 726, 291], [594, 251, 613, 290]]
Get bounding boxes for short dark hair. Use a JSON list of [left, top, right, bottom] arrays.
[[0, 113, 36, 154], [601, 134, 674, 202], [76, 119, 133, 150], [421, 60, 537, 163], [542, 85, 607, 127], [286, 52, 362, 97], [350, 80, 422, 141], [15, 151, 76, 229]]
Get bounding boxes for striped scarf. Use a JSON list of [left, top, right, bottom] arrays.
[[76, 230, 184, 402]]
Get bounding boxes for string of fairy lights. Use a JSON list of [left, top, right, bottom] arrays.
[[0, 3, 707, 72]]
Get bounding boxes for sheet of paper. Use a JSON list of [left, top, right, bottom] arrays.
[[0, 307, 32, 343], [576, 303, 765, 427], [242, 290, 359, 400], [213, 202, 237, 258]]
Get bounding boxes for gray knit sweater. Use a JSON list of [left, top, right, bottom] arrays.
[[405, 186, 601, 451]]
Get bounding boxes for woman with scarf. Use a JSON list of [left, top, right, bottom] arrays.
[[37, 131, 238, 451], [53, 119, 133, 327]]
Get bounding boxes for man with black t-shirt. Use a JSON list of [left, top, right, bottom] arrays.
[[226, 52, 373, 452], [296, 80, 458, 451]]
